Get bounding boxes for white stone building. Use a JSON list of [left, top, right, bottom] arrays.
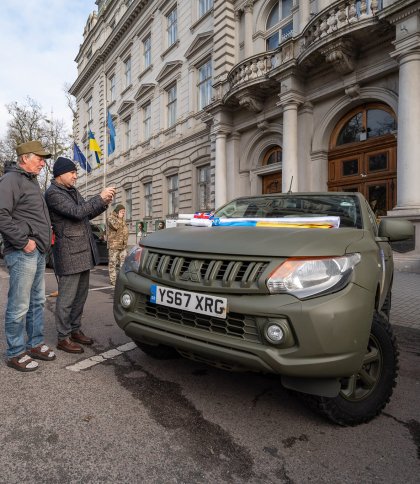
[[70, 0, 420, 271]]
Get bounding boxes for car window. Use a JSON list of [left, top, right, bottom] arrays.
[[214, 195, 362, 228]]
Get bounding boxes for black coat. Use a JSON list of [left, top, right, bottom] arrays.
[[45, 180, 108, 276]]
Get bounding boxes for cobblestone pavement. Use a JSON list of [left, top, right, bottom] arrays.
[[390, 271, 420, 330]]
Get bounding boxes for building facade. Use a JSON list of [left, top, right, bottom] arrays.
[[70, 0, 420, 271]]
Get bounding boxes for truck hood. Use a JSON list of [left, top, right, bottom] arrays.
[[141, 226, 366, 257]]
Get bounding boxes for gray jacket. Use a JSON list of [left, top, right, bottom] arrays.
[[45, 180, 108, 276], [0, 165, 51, 255]]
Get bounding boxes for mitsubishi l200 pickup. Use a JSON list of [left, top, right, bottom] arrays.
[[114, 193, 413, 425]]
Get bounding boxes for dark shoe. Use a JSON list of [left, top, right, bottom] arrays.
[[70, 330, 93, 346], [7, 353, 39, 372], [28, 344, 56, 361], [57, 338, 84, 354]]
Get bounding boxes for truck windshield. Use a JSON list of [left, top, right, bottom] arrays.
[[214, 194, 362, 228]]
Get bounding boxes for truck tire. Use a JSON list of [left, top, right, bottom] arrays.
[[134, 341, 179, 360], [305, 311, 399, 426], [382, 288, 392, 319]]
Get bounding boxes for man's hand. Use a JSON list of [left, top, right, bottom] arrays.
[[23, 239, 36, 253], [100, 187, 116, 204], [118, 209, 125, 219]]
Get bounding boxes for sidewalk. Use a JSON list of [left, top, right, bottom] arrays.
[[390, 271, 419, 330], [0, 261, 418, 331]]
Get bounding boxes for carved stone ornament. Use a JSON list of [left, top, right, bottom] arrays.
[[257, 121, 270, 131], [345, 83, 360, 99], [243, 0, 254, 14], [238, 95, 263, 113], [322, 39, 355, 75]]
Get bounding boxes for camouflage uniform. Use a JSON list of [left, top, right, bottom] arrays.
[[107, 211, 129, 285]]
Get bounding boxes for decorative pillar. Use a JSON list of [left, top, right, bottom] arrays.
[[281, 102, 300, 192], [243, 1, 254, 59], [234, 10, 241, 63], [299, 0, 311, 33], [387, 9, 420, 272], [393, 51, 420, 209], [215, 130, 228, 207]]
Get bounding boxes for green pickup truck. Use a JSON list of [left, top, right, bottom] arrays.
[[114, 193, 413, 425]]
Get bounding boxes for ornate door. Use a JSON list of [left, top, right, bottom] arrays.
[[263, 172, 282, 194], [328, 104, 397, 216]]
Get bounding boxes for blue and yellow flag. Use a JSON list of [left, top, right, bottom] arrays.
[[107, 111, 116, 155], [73, 142, 91, 173], [88, 130, 102, 165]]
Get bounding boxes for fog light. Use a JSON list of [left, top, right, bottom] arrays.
[[120, 292, 133, 309], [265, 324, 284, 344]]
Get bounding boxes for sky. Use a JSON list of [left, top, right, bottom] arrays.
[[0, 0, 96, 137]]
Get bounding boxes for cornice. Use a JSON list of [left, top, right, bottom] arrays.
[[379, 0, 420, 24], [70, 0, 150, 96]]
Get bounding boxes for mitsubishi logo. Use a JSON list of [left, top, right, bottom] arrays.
[[180, 260, 202, 282]]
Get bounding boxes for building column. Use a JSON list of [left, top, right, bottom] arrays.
[[394, 51, 420, 209], [215, 130, 228, 207], [387, 13, 420, 272], [243, 1, 254, 59], [234, 10, 241, 63], [281, 102, 300, 192], [299, 0, 311, 33]]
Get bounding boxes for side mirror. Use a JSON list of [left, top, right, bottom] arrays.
[[378, 218, 414, 242]]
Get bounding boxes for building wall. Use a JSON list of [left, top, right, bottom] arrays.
[[71, 0, 420, 270]]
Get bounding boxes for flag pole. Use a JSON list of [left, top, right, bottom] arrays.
[[103, 71, 107, 192], [85, 127, 88, 198]]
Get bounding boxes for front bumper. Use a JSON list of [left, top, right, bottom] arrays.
[[114, 270, 374, 379]]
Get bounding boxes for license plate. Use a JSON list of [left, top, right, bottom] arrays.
[[150, 285, 227, 319]]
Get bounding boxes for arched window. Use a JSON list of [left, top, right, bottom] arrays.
[[262, 146, 282, 165], [266, 0, 293, 50], [333, 104, 397, 147], [329, 103, 397, 217]]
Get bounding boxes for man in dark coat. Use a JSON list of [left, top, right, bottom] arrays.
[[0, 140, 56, 371], [45, 157, 115, 353]]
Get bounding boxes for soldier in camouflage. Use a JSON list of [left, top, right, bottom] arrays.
[[107, 204, 129, 286]]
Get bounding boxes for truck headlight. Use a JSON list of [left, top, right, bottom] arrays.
[[120, 291, 134, 309], [267, 253, 361, 299], [265, 324, 284, 344], [123, 246, 144, 273]]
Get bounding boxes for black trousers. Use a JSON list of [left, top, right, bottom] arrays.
[[55, 270, 90, 340]]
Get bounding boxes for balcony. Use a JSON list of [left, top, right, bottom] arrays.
[[221, 0, 385, 108], [301, 0, 381, 53], [223, 45, 294, 107]]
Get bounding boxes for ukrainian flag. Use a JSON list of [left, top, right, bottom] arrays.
[[88, 130, 102, 165]]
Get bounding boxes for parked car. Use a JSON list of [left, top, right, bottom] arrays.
[[113, 192, 413, 425], [91, 223, 109, 265], [1, 227, 108, 266]]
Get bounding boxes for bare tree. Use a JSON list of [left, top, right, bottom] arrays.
[[63, 82, 77, 118], [0, 96, 71, 189]]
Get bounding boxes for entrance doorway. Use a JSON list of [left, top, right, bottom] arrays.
[[328, 103, 397, 216], [261, 146, 282, 194]]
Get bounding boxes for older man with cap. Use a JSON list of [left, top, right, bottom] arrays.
[[0, 140, 56, 371], [45, 157, 116, 353]]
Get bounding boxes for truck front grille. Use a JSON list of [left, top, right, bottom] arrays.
[[136, 295, 261, 344], [142, 250, 269, 291]]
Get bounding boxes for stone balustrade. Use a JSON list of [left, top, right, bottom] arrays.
[[227, 50, 281, 91], [303, 0, 381, 48]]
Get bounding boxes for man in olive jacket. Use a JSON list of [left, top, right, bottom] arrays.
[[45, 157, 115, 353]]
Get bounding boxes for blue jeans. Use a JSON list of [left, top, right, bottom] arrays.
[[4, 249, 46, 358]]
